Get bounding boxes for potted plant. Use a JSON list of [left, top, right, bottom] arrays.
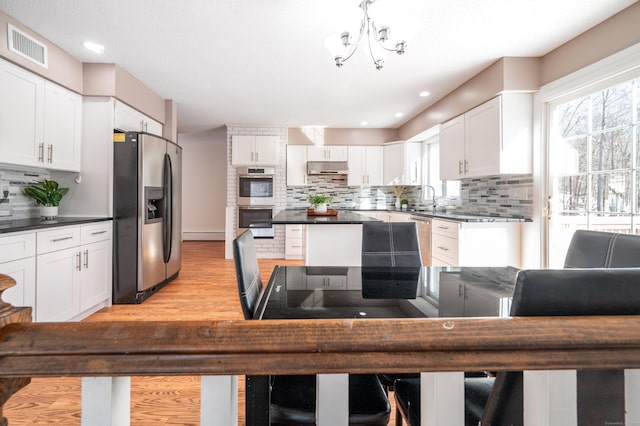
[[23, 179, 69, 219], [307, 194, 332, 214], [401, 199, 409, 210]]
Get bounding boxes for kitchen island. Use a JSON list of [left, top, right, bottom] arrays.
[[271, 209, 380, 266]]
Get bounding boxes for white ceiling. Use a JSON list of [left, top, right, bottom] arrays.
[[0, 0, 636, 134]]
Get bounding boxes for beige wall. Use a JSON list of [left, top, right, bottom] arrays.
[[180, 127, 227, 240], [164, 100, 178, 142], [0, 11, 83, 93], [398, 2, 640, 140], [288, 127, 399, 146], [540, 1, 640, 85]]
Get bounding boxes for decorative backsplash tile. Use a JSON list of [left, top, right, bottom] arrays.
[[459, 174, 533, 218], [0, 165, 50, 220]]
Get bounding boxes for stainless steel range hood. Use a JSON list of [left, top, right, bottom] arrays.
[[307, 161, 349, 175]]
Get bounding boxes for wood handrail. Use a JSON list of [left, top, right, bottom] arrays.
[[1, 316, 640, 377]]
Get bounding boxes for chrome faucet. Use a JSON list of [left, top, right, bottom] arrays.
[[422, 185, 437, 212]]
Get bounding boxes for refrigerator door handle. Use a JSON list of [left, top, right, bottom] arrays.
[[163, 153, 173, 264]]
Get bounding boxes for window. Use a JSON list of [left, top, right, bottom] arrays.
[[421, 135, 460, 199]]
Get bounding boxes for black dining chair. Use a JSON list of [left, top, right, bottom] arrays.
[[393, 265, 640, 426], [361, 222, 422, 267], [232, 230, 391, 425]]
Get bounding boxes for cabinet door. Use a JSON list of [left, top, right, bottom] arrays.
[[439, 115, 465, 180], [36, 247, 80, 322], [0, 257, 36, 314], [383, 143, 404, 185], [365, 146, 383, 185], [405, 142, 422, 185], [286, 145, 308, 186], [254, 135, 279, 165], [43, 82, 82, 171], [80, 240, 111, 311], [145, 118, 163, 137], [347, 146, 366, 185], [114, 101, 144, 132], [0, 59, 43, 167], [307, 146, 328, 161], [326, 146, 348, 161], [464, 96, 501, 178], [231, 135, 255, 165]]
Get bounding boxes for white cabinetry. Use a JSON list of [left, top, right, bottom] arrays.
[[232, 135, 280, 166], [285, 224, 305, 260], [307, 145, 348, 162], [439, 94, 532, 180], [286, 145, 308, 186], [348, 146, 383, 186], [0, 232, 36, 319], [431, 218, 521, 267], [35, 221, 112, 322], [0, 59, 82, 171], [114, 100, 163, 136], [383, 141, 422, 185]]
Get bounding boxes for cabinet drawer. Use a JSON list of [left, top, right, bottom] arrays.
[[37, 226, 80, 254], [432, 219, 459, 239], [432, 233, 458, 265], [285, 238, 304, 255], [81, 222, 112, 244], [0, 232, 36, 263], [286, 224, 304, 236]]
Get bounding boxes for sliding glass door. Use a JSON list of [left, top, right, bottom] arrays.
[[547, 77, 640, 267]]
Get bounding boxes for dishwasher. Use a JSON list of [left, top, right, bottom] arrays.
[[409, 215, 432, 266]]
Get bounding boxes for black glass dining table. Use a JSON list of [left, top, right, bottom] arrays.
[[247, 265, 519, 425]]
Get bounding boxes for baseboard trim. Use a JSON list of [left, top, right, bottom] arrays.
[[183, 232, 225, 241]]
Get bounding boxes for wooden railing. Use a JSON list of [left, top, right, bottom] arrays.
[[2, 274, 640, 425]]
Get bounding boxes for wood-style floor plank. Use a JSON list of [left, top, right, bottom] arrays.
[[3, 241, 396, 425]]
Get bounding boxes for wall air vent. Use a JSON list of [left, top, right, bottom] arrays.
[[7, 24, 48, 68]]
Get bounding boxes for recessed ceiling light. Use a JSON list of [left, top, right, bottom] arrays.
[[419, 91, 430, 97], [83, 41, 104, 54], [395, 112, 404, 117], [360, 121, 368, 126]]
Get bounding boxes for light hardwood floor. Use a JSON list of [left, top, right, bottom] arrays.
[[4, 241, 397, 425]]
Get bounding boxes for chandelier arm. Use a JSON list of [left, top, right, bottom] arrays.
[[340, 15, 367, 63], [371, 19, 405, 53]]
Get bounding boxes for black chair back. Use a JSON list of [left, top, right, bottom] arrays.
[[564, 230, 640, 268], [233, 230, 263, 320], [362, 222, 421, 267], [481, 267, 640, 426]]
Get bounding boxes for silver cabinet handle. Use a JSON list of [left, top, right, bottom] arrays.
[[47, 144, 53, 163], [84, 249, 89, 269], [139, 120, 144, 132], [256, 151, 259, 162], [437, 246, 449, 251], [458, 160, 463, 175], [76, 251, 82, 271], [52, 236, 74, 242], [464, 160, 468, 174], [38, 143, 44, 162], [437, 225, 449, 230], [91, 230, 107, 235]]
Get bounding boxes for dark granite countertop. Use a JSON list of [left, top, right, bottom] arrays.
[[0, 217, 112, 234], [357, 208, 531, 223], [272, 209, 381, 225]]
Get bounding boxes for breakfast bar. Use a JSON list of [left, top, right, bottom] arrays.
[[271, 209, 381, 266]]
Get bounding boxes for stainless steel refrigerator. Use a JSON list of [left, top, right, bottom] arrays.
[[113, 132, 182, 303]]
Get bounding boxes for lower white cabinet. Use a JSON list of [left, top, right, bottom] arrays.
[[36, 222, 112, 322], [285, 224, 305, 260], [431, 218, 521, 267], [0, 232, 36, 319]]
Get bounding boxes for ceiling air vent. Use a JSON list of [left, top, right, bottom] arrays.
[[7, 24, 48, 68]]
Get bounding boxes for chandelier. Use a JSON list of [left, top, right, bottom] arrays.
[[325, 0, 417, 70]]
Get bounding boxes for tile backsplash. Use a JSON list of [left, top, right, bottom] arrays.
[[0, 165, 50, 220], [286, 174, 533, 219]]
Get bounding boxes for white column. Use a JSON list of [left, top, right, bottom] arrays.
[[201, 375, 238, 426], [81, 376, 130, 426], [306, 224, 362, 266], [317, 373, 349, 426], [420, 371, 465, 426], [523, 370, 576, 426]]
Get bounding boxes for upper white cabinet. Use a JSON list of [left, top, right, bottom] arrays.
[[0, 59, 43, 168], [43, 82, 82, 171], [287, 145, 309, 186], [114, 100, 163, 136], [232, 135, 280, 166], [439, 94, 532, 180], [383, 141, 422, 185], [348, 146, 383, 186], [0, 59, 82, 172], [307, 145, 348, 162]]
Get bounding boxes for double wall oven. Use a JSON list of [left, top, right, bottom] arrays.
[[237, 167, 275, 238]]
